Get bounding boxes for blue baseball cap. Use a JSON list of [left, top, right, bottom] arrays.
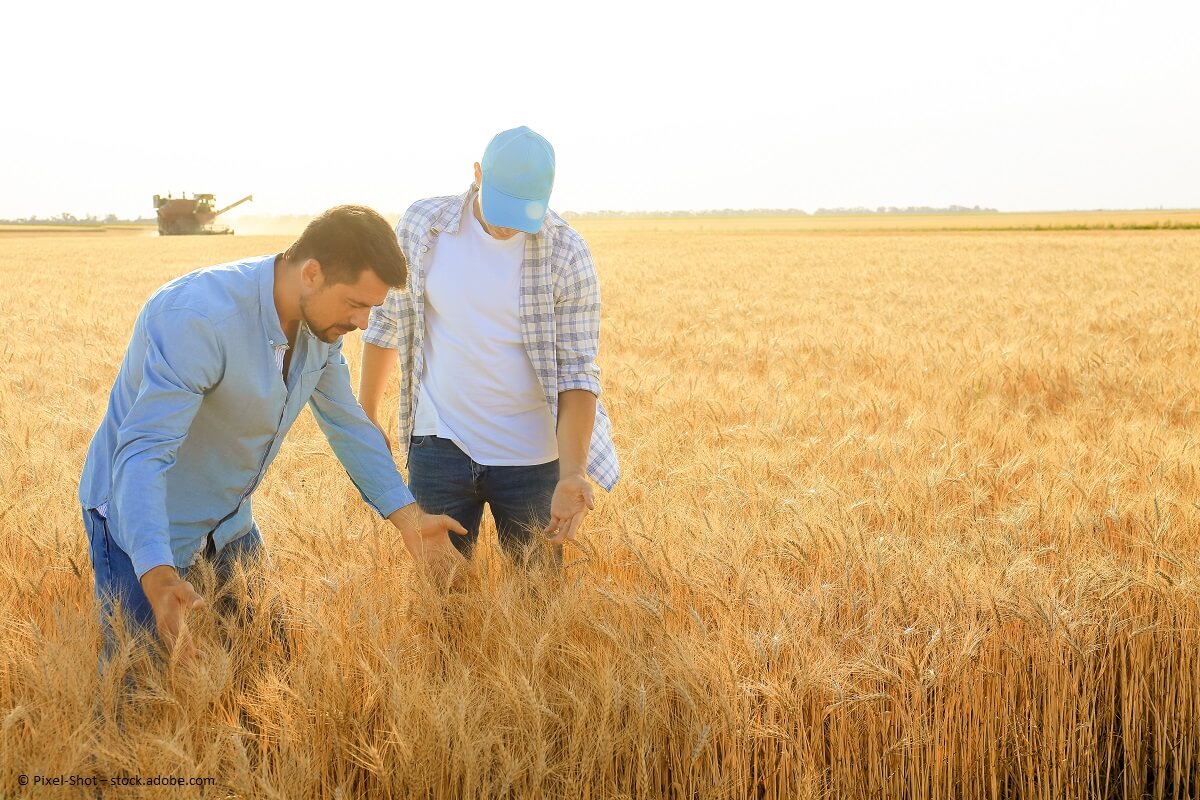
[[479, 126, 556, 234]]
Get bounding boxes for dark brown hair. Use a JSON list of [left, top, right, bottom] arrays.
[[284, 205, 407, 287]]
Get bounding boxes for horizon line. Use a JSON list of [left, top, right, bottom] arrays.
[[4, 205, 1200, 225]]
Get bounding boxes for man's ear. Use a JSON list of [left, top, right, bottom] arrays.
[[300, 258, 323, 289]]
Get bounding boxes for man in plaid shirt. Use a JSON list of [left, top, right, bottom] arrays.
[[359, 127, 618, 563]]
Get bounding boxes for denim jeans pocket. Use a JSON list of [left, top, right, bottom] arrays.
[[410, 434, 432, 448], [84, 508, 112, 595]]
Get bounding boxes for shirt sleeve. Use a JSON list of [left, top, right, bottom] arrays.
[[307, 338, 416, 517], [363, 288, 405, 350], [554, 235, 603, 397], [110, 308, 224, 578]]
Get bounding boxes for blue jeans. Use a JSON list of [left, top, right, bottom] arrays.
[[82, 507, 265, 662], [407, 435, 561, 565]]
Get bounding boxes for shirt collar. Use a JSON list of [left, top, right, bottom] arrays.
[[258, 253, 288, 348], [431, 184, 568, 237]]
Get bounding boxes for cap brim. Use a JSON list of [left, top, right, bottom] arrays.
[[479, 180, 547, 234]]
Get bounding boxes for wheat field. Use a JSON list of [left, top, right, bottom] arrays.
[[1, 216, 1198, 799]]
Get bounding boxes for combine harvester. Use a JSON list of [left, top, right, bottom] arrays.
[[153, 192, 253, 235]]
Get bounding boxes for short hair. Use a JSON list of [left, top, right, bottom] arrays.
[[284, 205, 407, 288]]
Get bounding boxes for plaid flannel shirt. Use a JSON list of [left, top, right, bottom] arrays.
[[363, 187, 620, 491]]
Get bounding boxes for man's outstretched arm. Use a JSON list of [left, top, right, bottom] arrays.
[[309, 339, 465, 568], [546, 239, 604, 544], [111, 308, 220, 658]]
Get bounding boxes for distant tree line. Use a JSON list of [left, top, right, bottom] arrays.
[[5, 205, 1000, 225], [562, 209, 812, 218], [561, 205, 998, 218], [813, 205, 998, 215], [0, 213, 155, 225]]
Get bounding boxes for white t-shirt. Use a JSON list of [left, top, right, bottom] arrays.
[[412, 196, 558, 466]]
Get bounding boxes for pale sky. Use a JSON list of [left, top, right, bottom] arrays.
[[2, 0, 1197, 219]]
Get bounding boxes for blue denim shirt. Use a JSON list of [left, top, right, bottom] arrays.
[[79, 254, 415, 578]]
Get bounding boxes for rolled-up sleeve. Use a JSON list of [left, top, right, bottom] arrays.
[[554, 239, 602, 397], [111, 309, 224, 578], [308, 339, 415, 517], [363, 289, 403, 350]]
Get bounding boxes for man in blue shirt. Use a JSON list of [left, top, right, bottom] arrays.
[[80, 205, 466, 662]]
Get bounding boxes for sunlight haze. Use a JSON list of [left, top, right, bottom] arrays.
[[2, 0, 1196, 219]]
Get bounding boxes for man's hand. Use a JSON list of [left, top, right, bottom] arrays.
[[139, 565, 206, 663], [545, 473, 595, 544], [389, 503, 469, 577]]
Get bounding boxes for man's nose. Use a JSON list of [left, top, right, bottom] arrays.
[[351, 309, 371, 329]]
